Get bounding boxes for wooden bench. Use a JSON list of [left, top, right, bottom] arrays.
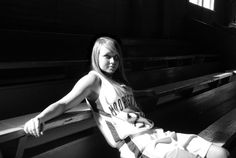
[[126, 55, 221, 89], [135, 70, 236, 108], [0, 60, 90, 87], [0, 54, 219, 88], [0, 103, 96, 158], [0, 103, 91, 144], [124, 54, 219, 71]]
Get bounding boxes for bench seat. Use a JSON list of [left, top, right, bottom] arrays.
[[135, 71, 235, 105], [0, 103, 93, 144]]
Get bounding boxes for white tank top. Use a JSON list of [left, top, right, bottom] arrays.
[[86, 71, 154, 148]]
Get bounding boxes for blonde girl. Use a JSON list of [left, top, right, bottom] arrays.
[[24, 37, 229, 158]]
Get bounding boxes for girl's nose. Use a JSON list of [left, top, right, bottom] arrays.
[[110, 57, 116, 63]]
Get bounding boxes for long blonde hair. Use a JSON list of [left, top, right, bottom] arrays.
[[91, 37, 129, 94]]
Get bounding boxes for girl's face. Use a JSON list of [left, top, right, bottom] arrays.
[[98, 46, 119, 75]]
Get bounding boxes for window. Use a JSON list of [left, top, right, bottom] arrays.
[[189, 0, 214, 11]]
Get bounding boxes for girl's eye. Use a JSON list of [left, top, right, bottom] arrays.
[[104, 55, 119, 61], [114, 55, 119, 61], [104, 55, 111, 59]]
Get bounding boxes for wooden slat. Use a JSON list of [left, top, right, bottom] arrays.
[[15, 136, 28, 158], [135, 71, 235, 105], [124, 55, 219, 71], [153, 72, 233, 95], [0, 113, 37, 143], [128, 62, 221, 89]]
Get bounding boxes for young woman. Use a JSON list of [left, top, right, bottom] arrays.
[[24, 37, 229, 158]]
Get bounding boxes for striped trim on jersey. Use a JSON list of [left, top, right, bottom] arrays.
[[124, 136, 150, 158], [89, 99, 150, 158], [106, 120, 150, 158]]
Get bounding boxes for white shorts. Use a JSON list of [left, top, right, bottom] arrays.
[[119, 128, 212, 158]]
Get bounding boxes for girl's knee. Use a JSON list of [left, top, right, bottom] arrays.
[[206, 145, 229, 158], [219, 147, 230, 158]]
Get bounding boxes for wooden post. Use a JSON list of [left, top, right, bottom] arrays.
[[15, 135, 28, 158]]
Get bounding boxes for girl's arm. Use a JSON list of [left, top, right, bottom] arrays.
[[24, 72, 100, 137]]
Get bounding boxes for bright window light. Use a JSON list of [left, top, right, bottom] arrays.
[[189, 0, 214, 11]]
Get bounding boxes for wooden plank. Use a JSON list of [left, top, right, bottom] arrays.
[[0, 113, 37, 143], [15, 136, 28, 158], [135, 71, 235, 106], [43, 104, 92, 131], [199, 108, 236, 147], [134, 73, 219, 95], [24, 118, 96, 150], [0, 103, 92, 144], [128, 61, 221, 89], [152, 72, 233, 95]]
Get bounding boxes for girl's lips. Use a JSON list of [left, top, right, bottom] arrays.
[[109, 65, 117, 69], [108, 66, 117, 72]]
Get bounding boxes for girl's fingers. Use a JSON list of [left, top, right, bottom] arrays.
[[24, 118, 43, 137], [39, 121, 44, 136], [33, 118, 42, 137], [24, 119, 33, 135], [33, 119, 39, 137], [35, 118, 42, 137], [29, 119, 36, 136], [36, 118, 44, 136]]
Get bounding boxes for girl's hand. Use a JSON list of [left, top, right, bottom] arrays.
[[24, 117, 44, 137]]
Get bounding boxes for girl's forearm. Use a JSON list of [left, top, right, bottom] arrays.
[[36, 102, 66, 123]]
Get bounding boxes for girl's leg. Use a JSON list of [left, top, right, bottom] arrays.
[[206, 144, 229, 158]]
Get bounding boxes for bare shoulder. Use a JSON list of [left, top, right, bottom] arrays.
[[86, 71, 101, 85], [74, 71, 101, 89]]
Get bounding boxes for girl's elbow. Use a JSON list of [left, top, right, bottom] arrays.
[[53, 101, 67, 114], [60, 102, 75, 112]]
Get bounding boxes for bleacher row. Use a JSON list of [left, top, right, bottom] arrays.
[[0, 57, 236, 158], [0, 54, 219, 87], [135, 70, 236, 108], [124, 54, 219, 71]]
